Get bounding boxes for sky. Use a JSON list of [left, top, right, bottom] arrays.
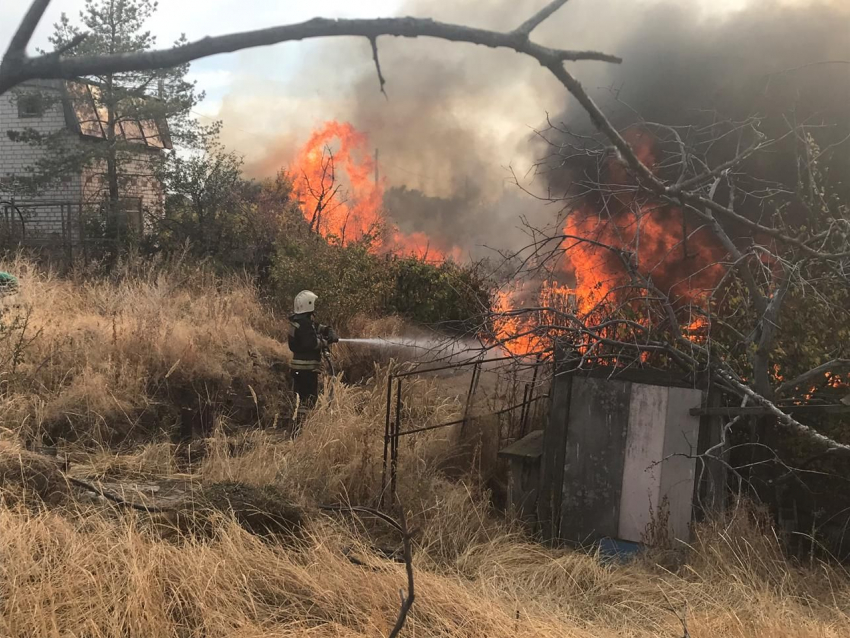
[[0, 0, 819, 196], [1, 0, 765, 118], [1, 0, 403, 118]]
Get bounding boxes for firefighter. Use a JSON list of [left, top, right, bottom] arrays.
[[287, 290, 338, 427]]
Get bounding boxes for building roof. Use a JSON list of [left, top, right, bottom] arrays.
[[64, 81, 173, 150]]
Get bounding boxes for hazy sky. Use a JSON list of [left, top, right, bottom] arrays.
[[2, 0, 762, 117], [0, 0, 822, 192], [1, 0, 401, 117]]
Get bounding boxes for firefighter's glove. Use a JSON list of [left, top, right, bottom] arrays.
[[320, 326, 340, 345]]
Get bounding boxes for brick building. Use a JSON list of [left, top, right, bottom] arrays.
[[0, 79, 171, 245]]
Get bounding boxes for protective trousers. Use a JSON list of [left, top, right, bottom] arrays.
[[291, 369, 319, 425]]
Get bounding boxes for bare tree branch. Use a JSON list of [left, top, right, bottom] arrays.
[[716, 369, 850, 453], [669, 135, 766, 194], [2, 0, 51, 63], [388, 509, 415, 638], [49, 33, 89, 59], [0, 12, 621, 96], [777, 359, 850, 398], [514, 0, 571, 37], [320, 504, 415, 638]]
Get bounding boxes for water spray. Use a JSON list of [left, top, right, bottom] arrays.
[[337, 336, 501, 365]]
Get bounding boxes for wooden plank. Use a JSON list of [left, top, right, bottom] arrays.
[[498, 430, 544, 460], [617, 384, 668, 543], [559, 376, 631, 543], [572, 366, 710, 390], [539, 357, 573, 543], [690, 404, 850, 417], [660, 387, 703, 543]]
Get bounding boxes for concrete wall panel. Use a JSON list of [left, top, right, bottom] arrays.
[[618, 383, 668, 543]]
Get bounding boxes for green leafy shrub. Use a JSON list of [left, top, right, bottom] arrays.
[[272, 233, 491, 333]]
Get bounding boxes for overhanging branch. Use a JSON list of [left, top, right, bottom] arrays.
[[0, 11, 621, 95], [515, 0, 571, 37], [777, 359, 850, 397]]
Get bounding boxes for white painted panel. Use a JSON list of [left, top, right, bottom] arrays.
[[617, 383, 668, 542], [660, 387, 703, 543]]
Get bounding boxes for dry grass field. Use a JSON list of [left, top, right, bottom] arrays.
[[0, 257, 847, 637]]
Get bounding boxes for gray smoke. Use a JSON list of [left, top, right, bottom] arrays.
[[216, 0, 850, 259]]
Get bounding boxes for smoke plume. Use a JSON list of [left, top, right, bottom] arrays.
[[215, 0, 850, 259]]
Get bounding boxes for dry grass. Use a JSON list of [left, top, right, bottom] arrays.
[[0, 481, 847, 637], [0, 259, 847, 637], [0, 255, 289, 444], [14, 375, 843, 638]]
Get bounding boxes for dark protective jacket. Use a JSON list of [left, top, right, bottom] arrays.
[[287, 312, 337, 371]]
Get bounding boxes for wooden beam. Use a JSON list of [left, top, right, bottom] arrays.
[[690, 404, 850, 417]]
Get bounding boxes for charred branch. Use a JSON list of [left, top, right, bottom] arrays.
[[369, 37, 388, 98], [776, 359, 850, 398]]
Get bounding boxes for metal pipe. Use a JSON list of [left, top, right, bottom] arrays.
[[380, 375, 393, 506], [392, 352, 547, 379], [393, 394, 550, 438], [391, 378, 403, 499], [395, 417, 467, 437]]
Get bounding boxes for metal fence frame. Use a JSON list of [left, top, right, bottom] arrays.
[[0, 197, 144, 259], [380, 352, 550, 506]]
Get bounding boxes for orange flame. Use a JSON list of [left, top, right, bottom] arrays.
[[494, 129, 726, 358], [492, 281, 577, 356], [290, 121, 460, 261]]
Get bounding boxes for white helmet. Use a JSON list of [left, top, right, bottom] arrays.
[[294, 290, 318, 314]]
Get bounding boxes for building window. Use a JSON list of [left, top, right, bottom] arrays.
[[17, 94, 44, 118]]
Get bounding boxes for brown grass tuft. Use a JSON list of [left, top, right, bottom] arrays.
[[0, 256, 289, 444], [0, 439, 71, 506]]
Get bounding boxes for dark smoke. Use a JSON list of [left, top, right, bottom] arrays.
[[219, 0, 850, 259], [545, 0, 850, 185], [538, 0, 850, 297]]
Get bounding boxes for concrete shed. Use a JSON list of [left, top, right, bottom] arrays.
[[501, 350, 711, 547]]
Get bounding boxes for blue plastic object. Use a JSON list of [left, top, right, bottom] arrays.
[[597, 537, 643, 563]]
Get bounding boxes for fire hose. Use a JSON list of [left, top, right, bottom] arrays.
[[322, 346, 336, 378], [322, 343, 337, 401]]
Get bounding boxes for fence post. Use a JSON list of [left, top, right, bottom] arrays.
[[538, 339, 576, 544], [381, 375, 394, 507], [460, 360, 482, 436], [391, 378, 403, 500]]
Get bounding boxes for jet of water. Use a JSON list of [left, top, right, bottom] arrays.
[[338, 335, 490, 357]]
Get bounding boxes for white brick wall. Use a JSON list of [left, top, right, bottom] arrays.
[[0, 82, 82, 204], [0, 80, 164, 242]]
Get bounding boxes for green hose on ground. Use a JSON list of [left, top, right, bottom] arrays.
[[0, 272, 18, 295]]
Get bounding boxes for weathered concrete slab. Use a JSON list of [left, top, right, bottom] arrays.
[[660, 386, 702, 542], [499, 430, 544, 460], [618, 383, 668, 543]]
